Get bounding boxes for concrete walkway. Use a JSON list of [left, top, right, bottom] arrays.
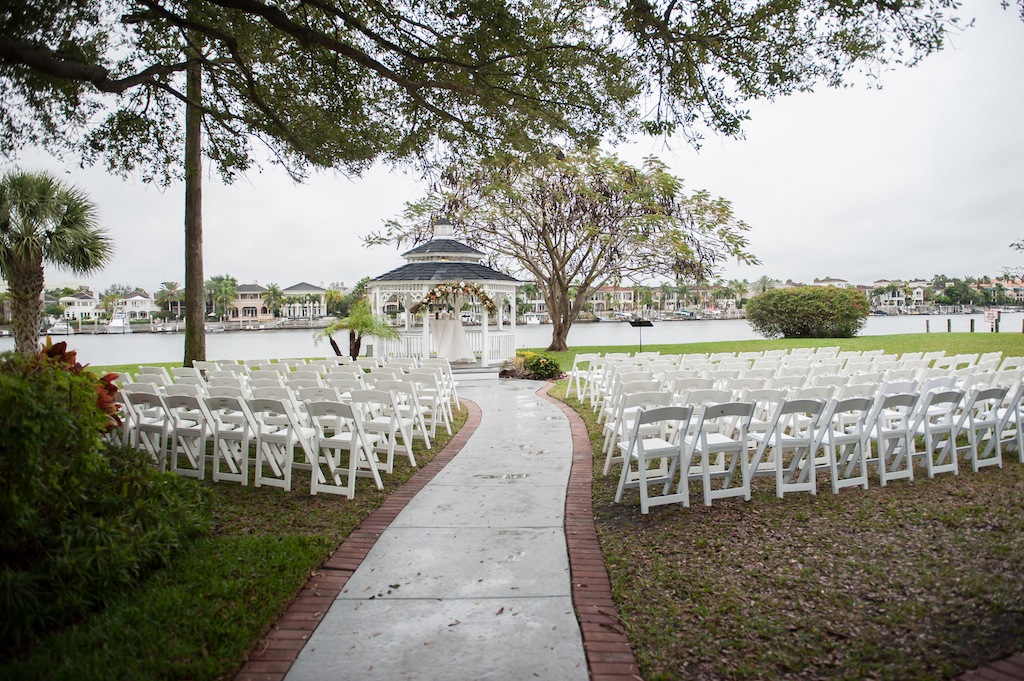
[[285, 379, 585, 680]]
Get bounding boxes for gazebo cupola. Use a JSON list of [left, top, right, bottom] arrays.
[[366, 218, 520, 366]]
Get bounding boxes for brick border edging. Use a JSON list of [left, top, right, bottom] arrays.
[[538, 383, 643, 681], [234, 399, 483, 681], [957, 653, 1024, 680]]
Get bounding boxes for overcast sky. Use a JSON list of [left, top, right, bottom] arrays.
[[15, 0, 1024, 295]]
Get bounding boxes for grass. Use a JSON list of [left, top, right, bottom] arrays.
[[1, 410, 467, 681], [531, 332, 1024, 375], [544, 333, 1024, 680]]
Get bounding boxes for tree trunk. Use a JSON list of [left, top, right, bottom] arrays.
[[329, 335, 342, 356], [349, 330, 361, 360], [182, 58, 206, 367], [10, 263, 43, 354], [545, 285, 572, 352]]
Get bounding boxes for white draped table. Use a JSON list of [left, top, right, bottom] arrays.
[[432, 318, 475, 362]]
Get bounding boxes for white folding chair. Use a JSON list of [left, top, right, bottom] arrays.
[[996, 384, 1024, 463], [248, 397, 316, 491], [350, 388, 417, 472], [866, 392, 919, 486], [748, 398, 829, 498], [306, 400, 384, 497], [602, 390, 672, 474], [682, 401, 756, 506], [374, 379, 433, 448], [126, 391, 171, 471], [567, 353, 601, 400], [956, 386, 1008, 472], [164, 393, 211, 479], [614, 405, 695, 513], [821, 396, 874, 493], [910, 389, 964, 478], [204, 395, 253, 485]]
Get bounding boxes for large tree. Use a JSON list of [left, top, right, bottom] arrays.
[[371, 149, 757, 350], [0, 170, 112, 353], [2, 0, 1009, 361]]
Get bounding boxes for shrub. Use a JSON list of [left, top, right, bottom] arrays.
[[0, 344, 212, 651], [520, 351, 563, 380], [745, 286, 870, 339]]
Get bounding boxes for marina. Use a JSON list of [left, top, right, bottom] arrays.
[[5, 312, 1020, 367]]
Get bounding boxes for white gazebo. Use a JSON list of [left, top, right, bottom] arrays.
[[367, 219, 520, 366]]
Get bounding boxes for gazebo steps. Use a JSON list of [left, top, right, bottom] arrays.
[[448, 361, 502, 381]]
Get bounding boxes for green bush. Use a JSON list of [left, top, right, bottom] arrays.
[[745, 286, 870, 339], [0, 348, 212, 651], [520, 351, 563, 380]]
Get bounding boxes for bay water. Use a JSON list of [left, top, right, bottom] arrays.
[[3, 312, 1017, 366]]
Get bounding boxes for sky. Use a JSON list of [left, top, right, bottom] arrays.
[[13, 0, 1024, 296]]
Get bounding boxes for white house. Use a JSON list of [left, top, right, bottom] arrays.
[[122, 290, 161, 319], [282, 282, 326, 319], [60, 291, 100, 320]]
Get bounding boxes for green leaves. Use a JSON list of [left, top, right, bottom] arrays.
[[745, 285, 871, 338]]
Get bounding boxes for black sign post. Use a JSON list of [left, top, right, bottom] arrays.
[[628, 319, 654, 352]]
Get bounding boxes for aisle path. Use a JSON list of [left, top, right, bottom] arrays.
[[231, 379, 639, 681]]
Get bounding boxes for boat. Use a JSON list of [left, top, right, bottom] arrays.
[[523, 313, 542, 325], [106, 312, 133, 334], [47, 320, 75, 335]]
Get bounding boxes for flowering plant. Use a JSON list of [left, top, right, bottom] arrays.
[[410, 281, 499, 315]]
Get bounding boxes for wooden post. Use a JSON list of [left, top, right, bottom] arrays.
[[970, 319, 975, 333], [926, 319, 930, 333], [947, 319, 952, 332]]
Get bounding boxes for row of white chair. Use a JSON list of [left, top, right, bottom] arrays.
[[114, 372, 454, 496], [609, 383, 1024, 514]]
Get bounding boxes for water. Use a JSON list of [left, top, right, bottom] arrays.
[[3, 313, 1017, 366]]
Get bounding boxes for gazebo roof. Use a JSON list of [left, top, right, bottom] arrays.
[[372, 261, 518, 284], [402, 239, 484, 259]]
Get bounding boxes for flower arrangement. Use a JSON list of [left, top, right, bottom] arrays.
[[410, 281, 499, 316]]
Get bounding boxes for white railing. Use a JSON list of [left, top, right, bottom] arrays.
[[375, 329, 516, 366]]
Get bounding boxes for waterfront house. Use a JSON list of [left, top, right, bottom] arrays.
[[59, 291, 101, 321]]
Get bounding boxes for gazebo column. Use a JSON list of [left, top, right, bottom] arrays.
[[403, 294, 411, 331], [481, 307, 490, 366], [496, 294, 503, 331], [422, 309, 431, 359]]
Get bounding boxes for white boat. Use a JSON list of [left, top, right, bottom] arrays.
[[523, 313, 542, 325], [106, 312, 133, 334], [48, 320, 75, 335]]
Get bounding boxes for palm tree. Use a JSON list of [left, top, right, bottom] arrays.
[[659, 282, 672, 311], [314, 298, 398, 360], [728, 279, 749, 308], [155, 281, 184, 318], [0, 170, 112, 353], [205, 275, 237, 320], [100, 292, 122, 318], [674, 282, 692, 310], [754, 275, 779, 294], [262, 283, 286, 317]]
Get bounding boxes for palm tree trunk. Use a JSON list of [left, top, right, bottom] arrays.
[[349, 330, 361, 360], [9, 263, 43, 354], [183, 57, 206, 367]]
